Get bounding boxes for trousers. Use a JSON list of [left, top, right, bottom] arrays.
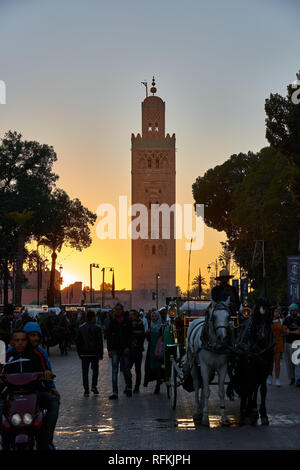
[[111, 350, 132, 395], [129, 351, 143, 388], [81, 357, 99, 392]]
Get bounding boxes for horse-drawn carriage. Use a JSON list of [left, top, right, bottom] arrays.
[[162, 297, 275, 427]]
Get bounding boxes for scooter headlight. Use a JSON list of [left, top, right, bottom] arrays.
[[11, 413, 22, 426], [23, 413, 33, 425]]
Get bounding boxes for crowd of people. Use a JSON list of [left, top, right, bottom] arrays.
[[0, 293, 300, 449], [76, 303, 171, 398]]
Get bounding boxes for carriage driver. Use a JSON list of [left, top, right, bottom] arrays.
[[211, 269, 240, 317]]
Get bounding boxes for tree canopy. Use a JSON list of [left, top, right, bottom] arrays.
[[193, 70, 300, 303], [0, 131, 96, 306]]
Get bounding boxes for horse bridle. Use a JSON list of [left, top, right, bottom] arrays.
[[210, 303, 230, 333]]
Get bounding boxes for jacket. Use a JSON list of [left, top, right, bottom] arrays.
[[106, 316, 132, 353], [6, 345, 56, 389], [0, 345, 48, 394], [76, 322, 104, 358], [130, 318, 145, 353]]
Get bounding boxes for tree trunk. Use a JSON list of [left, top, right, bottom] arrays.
[[14, 230, 25, 307], [48, 250, 57, 307]]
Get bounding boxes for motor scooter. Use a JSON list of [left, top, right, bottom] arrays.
[[0, 372, 46, 450]]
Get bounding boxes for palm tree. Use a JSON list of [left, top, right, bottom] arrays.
[[192, 269, 207, 297]]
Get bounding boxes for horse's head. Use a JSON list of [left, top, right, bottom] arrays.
[[210, 298, 230, 346], [251, 298, 272, 343]]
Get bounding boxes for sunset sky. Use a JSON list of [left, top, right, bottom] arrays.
[[0, 0, 299, 292]]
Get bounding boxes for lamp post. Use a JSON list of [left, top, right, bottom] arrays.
[[207, 259, 219, 282], [90, 263, 100, 304], [156, 273, 160, 309], [101, 267, 114, 308]]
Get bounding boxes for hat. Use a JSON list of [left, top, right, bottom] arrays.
[[215, 269, 234, 281], [23, 322, 42, 336], [289, 303, 299, 312]]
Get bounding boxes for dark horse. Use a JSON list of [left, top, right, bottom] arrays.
[[227, 298, 275, 425]]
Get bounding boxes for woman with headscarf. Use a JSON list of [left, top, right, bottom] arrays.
[[143, 311, 164, 394]]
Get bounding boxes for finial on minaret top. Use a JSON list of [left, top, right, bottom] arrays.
[[150, 76, 157, 95]]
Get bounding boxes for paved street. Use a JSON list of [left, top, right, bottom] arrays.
[[46, 342, 300, 450]]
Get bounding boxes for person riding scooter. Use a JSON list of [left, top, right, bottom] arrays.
[[0, 329, 58, 450], [9, 322, 60, 449], [8, 322, 60, 396]]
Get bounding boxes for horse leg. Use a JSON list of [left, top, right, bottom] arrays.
[[259, 380, 269, 425], [218, 360, 229, 426], [250, 385, 259, 425], [200, 358, 210, 427], [191, 363, 202, 420]]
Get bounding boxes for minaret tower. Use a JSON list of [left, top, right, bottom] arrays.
[[131, 77, 176, 310]]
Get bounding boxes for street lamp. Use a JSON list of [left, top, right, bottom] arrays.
[[101, 267, 114, 308], [90, 263, 100, 304], [156, 273, 160, 309], [207, 259, 219, 280]]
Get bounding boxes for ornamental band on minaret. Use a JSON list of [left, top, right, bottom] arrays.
[[131, 77, 176, 310]]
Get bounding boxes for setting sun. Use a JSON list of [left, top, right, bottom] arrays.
[[61, 271, 79, 289]]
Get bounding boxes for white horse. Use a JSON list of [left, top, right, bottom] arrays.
[[186, 299, 230, 426]]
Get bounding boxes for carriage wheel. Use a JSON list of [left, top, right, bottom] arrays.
[[170, 362, 177, 410]]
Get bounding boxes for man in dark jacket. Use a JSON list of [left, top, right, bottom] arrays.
[[107, 303, 132, 399], [76, 310, 103, 397]]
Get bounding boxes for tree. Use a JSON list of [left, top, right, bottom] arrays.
[[192, 145, 298, 303], [192, 152, 256, 238], [192, 270, 207, 297], [38, 189, 97, 306], [231, 146, 298, 300], [100, 282, 113, 291], [265, 70, 300, 205], [265, 70, 300, 166], [0, 131, 58, 305]]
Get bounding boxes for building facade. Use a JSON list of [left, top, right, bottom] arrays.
[[131, 78, 176, 310]]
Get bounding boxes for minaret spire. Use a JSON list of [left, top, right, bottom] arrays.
[[150, 76, 157, 95]]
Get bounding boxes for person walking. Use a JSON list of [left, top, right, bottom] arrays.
[[76, 310, 104, 396], [107, 303, 133, 399], [139, 309, 148, 332], [283, 303, 300, 386], [129, 309, 145, 394], [0, 304, 14, 347], [144, 311, 164, 394], [267, 306, 284, 386]]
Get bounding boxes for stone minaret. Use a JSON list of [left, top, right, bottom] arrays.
[[131, 77, 176, 310]]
